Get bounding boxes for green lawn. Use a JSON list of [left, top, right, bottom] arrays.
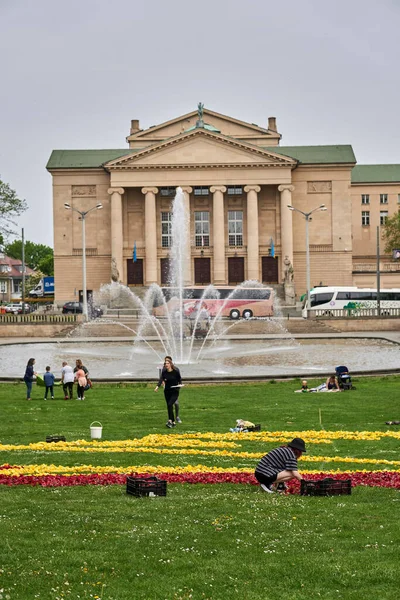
[[0, 378, 399, 599]]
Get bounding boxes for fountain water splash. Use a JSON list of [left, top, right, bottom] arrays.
[[169, 187, 189, 361], [93, 186, 295, 368]]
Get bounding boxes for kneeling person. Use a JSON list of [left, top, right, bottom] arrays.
[[255, 438, 306, 493]]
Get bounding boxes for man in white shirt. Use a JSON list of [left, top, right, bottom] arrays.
[[61, 361, 75, 400]]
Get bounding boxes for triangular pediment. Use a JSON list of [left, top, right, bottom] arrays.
[[127, 108, 281, 144], [106, 129, 296, 170]]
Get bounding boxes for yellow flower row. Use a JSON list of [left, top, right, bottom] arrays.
[[1, 429, 398, 454], [183, 430, 400, 442], [1, 463, 399, 478], [0, 437, 239, 452]]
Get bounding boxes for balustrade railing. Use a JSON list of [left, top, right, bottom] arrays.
[[312, 307, 400, 318], [0, 314, 80, 324]]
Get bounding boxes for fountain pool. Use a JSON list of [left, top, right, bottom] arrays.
[[1, 337, 399, 379]]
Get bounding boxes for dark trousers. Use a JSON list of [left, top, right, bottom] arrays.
[[77, 384, 85, 399], [63, 381, 73, 398], [25, 379, 33, 399], [44, 385, 54, 398], [164, 389, 179, 422], [255, 471, 278, 486]]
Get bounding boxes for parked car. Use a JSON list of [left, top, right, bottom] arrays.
[[4, 302, 32, 315], [62, 301, 103, 318]]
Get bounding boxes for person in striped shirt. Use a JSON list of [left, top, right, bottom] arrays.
[[255, 438, 306, 493]]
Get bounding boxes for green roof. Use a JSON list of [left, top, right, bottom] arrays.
[[351, 164, 400, 184], [46, 149, 138, 169], [264, 145, 356, 164], [47, 144, 358, 170]]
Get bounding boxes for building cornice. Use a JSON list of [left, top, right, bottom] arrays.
[[107, 162, 294, 171], [351, 181, 400, 187]]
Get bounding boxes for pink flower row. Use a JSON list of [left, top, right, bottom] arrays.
[[0, 466, 399, 490]]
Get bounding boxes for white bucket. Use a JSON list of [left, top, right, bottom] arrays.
[[90, 421, 103, 440]]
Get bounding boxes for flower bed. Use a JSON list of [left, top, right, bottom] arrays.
[[1, 429, 399, 490], [0, 464, 399, 490]]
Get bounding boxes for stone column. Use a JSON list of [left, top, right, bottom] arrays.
[[107, 187, 125, 282], [141, 187, 159, 285], [210, 185, 227, 284], [278, 184, 295, 280], [181, 186, 193, 285], [244, 185, 261, 281]]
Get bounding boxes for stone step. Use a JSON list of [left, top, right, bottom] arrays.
[[76, 315, 340, 338]]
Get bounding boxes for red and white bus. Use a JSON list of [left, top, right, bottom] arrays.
[[152, 286, 274, 319]]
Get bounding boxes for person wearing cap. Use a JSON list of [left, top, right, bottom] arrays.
[[254, 438, 306, 493]]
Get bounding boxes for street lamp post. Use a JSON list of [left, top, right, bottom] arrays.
[[64, 202, 103, 320], [287, 204, 327, 318]]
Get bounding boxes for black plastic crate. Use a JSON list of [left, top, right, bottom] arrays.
[[126, 476, 167, 497], [246, 424, 261, 432], [46, 435, 66, 443], [301, 478, 351, 496]]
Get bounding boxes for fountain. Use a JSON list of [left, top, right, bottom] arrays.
[[93, 188, 288, 366], [1, 188, 399, 379]]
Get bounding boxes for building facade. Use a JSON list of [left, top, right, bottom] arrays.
[[0, 254, 34, 302], [47, 108, 400, 303]]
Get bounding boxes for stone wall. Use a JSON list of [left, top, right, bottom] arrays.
[[321, 318, 400, 332], [0, 323, 78, 337]]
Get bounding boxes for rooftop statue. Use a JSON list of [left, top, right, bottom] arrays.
[[197, 102, 204, 120]]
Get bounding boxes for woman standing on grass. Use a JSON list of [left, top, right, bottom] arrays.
[[155, 356, 182, 428], [74, 359, 89, 377], [74, 359, 89, 399], [24, 357, 37, 401]]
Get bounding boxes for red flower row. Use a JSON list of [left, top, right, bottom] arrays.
[[0, 468, 399, 490]]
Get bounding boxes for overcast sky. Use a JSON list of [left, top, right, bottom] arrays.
[[1, 0, 400, 248]]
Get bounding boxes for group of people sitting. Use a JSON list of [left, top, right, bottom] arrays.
[[295, 375, 341, 393], [295, 366, 353, 393]]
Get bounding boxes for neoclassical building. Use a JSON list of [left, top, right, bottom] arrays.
[[47, 107, 400, 303]]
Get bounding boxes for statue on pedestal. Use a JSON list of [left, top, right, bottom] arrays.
[[111, 257, 119, 282], [283, 255, 294, 283], [283, 255, 296, 305], [196, 102, 205, 128]]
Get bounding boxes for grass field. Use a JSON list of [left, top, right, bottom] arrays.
[[0, 377, 399, 600]]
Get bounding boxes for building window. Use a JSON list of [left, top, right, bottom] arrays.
[[361, 194, 369, 204], [160, 187, 176, 197], [194, 186, 209, 196], [0, 280, 7, 293], [161, 212, 172, 248], [361, 211, 370, 226], [228, 210, 243, 246], [194, 211, 210, 247], [380, 194, 388, 204], [380, 211, 388, 225], [227, 186, 243, 195], [13, 279, 22, 294], [397, 194, 400, 204]]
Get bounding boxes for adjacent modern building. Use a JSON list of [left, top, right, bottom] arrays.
[[47, 107, 400, 303]]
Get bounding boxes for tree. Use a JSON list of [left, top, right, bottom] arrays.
[[3, 240, 54, 275], [25, 270, 44, 295], [0, 177, 27, 238], [382, 212, 400, 255]]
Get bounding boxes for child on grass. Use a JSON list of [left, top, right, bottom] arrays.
[[43, 366, 55, 399], [75, 368, 87, 401]]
